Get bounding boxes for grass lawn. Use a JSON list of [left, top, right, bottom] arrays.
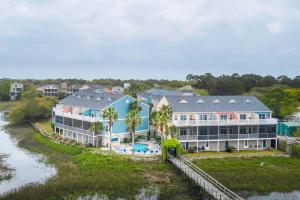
[[184, 149, 286, 159], [36, 120, 54, 135], [1, 124, 201, 200], [0, 101, 13, 111], [192, 156, 300, 196]]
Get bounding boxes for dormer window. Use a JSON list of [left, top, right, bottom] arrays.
[[107, 98, 112, 102], [228, 99, 236, 103], [86, 96, 90, 100], [196, 99, 205, 103], [212, 99, 220, 103], [244, 99, 252, 104], [77, 95, 81, 99], [96, 97, 101, 101], [179, 99, 188, 104]]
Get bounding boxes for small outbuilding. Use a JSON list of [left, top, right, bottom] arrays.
[[277, 122, 300, 137]]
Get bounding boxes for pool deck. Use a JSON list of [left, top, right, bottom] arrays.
[[112, 140, 162, 156]]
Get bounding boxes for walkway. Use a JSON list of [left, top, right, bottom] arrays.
[[167, 154, 244, 200]]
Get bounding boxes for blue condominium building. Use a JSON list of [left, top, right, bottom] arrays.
[[53, 86, 149, 147]]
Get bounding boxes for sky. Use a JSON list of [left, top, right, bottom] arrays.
[[0, 0, 300, 80]]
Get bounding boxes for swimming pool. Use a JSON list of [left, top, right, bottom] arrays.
[[133, 143, 149, 152]]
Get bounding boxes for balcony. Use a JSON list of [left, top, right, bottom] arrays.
[[53, 107, 103, 123], [172, 118, 277, 127], [55, 123, 101, 136], [177, 133, 277, 141]]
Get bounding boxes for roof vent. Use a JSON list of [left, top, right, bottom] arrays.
[[179, 99, 188, 104], [77, 95, 81, 99], [196, 99, 205, 103], [244, 99, 252, 104], [228, 99, 236, 103], [212, 99, 220, 103], [86, 96, 90, 100], [96, 97, 101, 101], [107, 98, 112, 102]]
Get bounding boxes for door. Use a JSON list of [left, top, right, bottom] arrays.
[[263, 140, 267, 148]]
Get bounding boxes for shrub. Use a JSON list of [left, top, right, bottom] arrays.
[[292, 144, 300, 158], [51, 122, 55, 131], [162, 138, 184, 161], [86, 143, 93, 148], [188, 147, 196, 154], [155, 136, 161, 144], [226, 145, 236, 153]]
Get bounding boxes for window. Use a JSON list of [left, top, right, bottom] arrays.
[[180, 128, 187, 135], [240, 127, 247, 134], [200, 127, 208, 135], [174, 115, 178, 120], [220, 114, 227, 120], [105, 124, 109, 133], [240, 114, 246, 120], [180, 115, 187, 121], [245, 140, 248, 147], [220, 128, 227, 134], [199, 114, 207, 120], [259, 114, 266, 119], [112, 138, 119, 142], [73, 132, 76, 139]]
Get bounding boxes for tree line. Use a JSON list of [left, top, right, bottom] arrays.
[[186, 73, 300, 95]]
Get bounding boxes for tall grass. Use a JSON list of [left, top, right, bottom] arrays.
[[193, 157, 300, 194], [1, 125, 200, 200]]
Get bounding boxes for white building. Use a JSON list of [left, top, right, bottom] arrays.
[[112, 86, 124, 94], [156, 96, 278, 152], [37, 84, 60, 97], [10, 82, 24, 99]]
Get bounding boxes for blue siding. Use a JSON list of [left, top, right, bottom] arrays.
[[91, 109, 101, 117], [105, 96, 149, 134]]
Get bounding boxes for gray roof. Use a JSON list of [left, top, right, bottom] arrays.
[[59, 86, 124, 110], [138, 88, 198, 98], [164, 96, 271, 112]]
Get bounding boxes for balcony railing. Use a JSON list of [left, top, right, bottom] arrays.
[[53, 107, 103, 123], [55, 123, 103, 136], [177, 133, 277, 141], [173, 118, 277, 126]]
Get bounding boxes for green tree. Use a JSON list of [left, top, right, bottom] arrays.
[[151, 111, 160, 137], [0, 81, 11, 101], [9, 88, 58, 124], [125, 111, 142, 155], [162, 138, 184, 161], [168, 125, 179, 139], [129, 100, 142, 113], [90, 121, 105, 135], [197, 89, 209, 96], [102, 107, 119, 150]]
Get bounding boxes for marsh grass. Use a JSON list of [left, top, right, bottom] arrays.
[[1, 124, 200, 200], [193, 157, 300, 194]]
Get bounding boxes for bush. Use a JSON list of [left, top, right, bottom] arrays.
[[155, 136, 161, 144], [226, 145, 236, 153], [86, 143, 93, 148], [51, 122, 55, 131], [292, 144, 300, 158], [162, 138, 184, 161], [188, 147, 196, 154]]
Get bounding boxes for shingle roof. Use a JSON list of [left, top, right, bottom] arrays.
[[164, 96, 271, 112], [59, 86, 124, 110], [139, 88, 198, 98]]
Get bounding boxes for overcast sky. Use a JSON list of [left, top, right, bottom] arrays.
[[0, 0, 300, 80]]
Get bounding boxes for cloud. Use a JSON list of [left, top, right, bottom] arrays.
[[0, 0, 299, 43], [267, 21, 283, 33]]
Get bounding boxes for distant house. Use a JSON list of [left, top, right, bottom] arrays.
[[179, 85, 193, 91], [66, 85, 81, 96], [137, 88, 198, 109], [112, 86, 124, 94], [156, 95, 278, 151], [37, 84, 60, 97], [10, 82, 24, 99], [52, 86, 150, 147], [123, 83, 130, 90]]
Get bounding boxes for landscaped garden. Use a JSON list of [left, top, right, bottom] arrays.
[[0, 124, 201, 200]]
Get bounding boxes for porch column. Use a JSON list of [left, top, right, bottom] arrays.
[[197, 141, 199, 152], [275, 139, 278, 149], [237, 140, 240, 152]]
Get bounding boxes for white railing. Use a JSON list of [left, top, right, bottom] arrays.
[[172, 118, 277, 126], [53, 107, 103, 123], [55, 123, 98, 136], [178, 133, 277, 141]]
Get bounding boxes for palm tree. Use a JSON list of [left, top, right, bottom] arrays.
[[151, 111, 160, 137], [90, 121, 105, 147], [125, 111, 142, 155], [102, 107, 119, 150], [168, 125, 179, 139], [129, 100, 142, 113], [160, 105, 172, 120]]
